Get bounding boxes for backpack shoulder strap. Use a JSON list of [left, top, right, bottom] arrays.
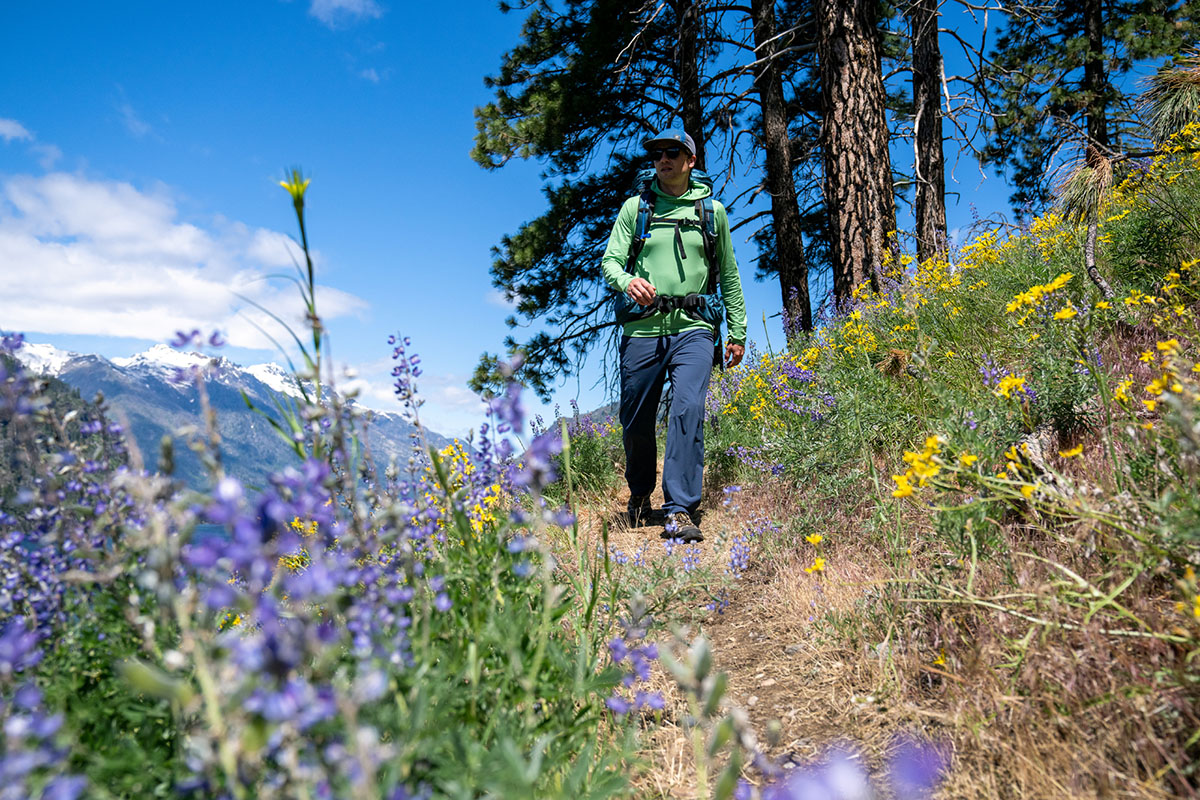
[[695, 197, 720, 292], [625, 189, 657, 274]]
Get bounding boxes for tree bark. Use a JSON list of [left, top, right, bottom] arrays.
[[753, 0, 812, 332], [1083, 0, 1110, 152], [674, 0, 707, 168], [818, 0, 896, 301], [909, 0, 947, 263]]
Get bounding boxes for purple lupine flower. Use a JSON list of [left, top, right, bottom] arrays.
[[170, 329, 202, 348], [605, 694, 633, 715], [0, 620, 42, 678], [887, 736, 948, 799], [635, 690, 665, 711]]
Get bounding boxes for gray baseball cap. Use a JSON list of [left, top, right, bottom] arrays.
[[643, 127, 696, 155]]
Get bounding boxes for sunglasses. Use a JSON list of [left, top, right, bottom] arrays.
[[648, 146, 684, 161]]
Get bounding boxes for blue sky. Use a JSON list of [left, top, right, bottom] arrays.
[[1, 0, 1011, 438]]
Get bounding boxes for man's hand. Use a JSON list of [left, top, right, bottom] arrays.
[[724, 342, 745, 368], [626, 277, 657, 307]]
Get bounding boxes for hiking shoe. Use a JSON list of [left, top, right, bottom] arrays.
[[661, 511, 702, 543], [626, 494, 653, 526]]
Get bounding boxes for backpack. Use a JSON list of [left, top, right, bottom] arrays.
[[613, 168, 725, 341]]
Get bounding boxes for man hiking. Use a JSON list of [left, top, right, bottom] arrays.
[[600, 127, 748, 543]]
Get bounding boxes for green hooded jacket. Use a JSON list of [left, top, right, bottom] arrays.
[[600, 178, 748, 343]]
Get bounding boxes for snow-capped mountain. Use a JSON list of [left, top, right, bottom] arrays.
[[11, 341, 80, 377], [12, 342, 450, 490]]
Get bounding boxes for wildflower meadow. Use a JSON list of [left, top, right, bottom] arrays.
[[5, 124, 1200, 800]]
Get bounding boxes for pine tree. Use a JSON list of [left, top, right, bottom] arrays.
[[818, 0, 897, 299], [473, 0, 825, 394], [753, 0, 813, 331], [471, 0, 704, 397], [908, 0, 947, 262], [982, 0, 1200, 212]]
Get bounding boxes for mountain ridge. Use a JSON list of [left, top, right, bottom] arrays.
[[13, 342, 452, 490]]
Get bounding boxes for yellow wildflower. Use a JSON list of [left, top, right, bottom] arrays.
[[1053, 306, 1077, 320], [805, 533, 824, 546], [959, 453, 979, 467], [1113, 378, 1133, 403], [1059, 445, 1084, 458], [1143, 399, 1157, 412], [805, 557, 826, 574], [1094, 301, 1111, 310], [892, 474, 914, 498], [995, 374, 1027, 399]]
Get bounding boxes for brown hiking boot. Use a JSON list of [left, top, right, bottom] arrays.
[[661, 510, 702, 543]]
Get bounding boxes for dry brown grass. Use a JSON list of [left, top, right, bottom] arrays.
[[563, 465, 1197, 799]]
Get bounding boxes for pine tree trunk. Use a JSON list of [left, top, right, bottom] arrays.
[[752, 0, 812, 332], [675, 0, 707, 168], [909, 0, 946, 263], [818, 0, 896, 301], [1083, 0, 1109, 151]]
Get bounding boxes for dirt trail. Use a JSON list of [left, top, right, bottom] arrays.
[[571, 479, 946, 799]]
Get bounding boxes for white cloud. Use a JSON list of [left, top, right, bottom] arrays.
[[0, 171, 367, 349], [359, 68, 381, 83], [335, 360, 485, 438], [31, 144, 61, 169], [0, 118, 62, 169], [309, 0, 383, 27], [116, 100, 152, 138], [0, 119, 33, 143]]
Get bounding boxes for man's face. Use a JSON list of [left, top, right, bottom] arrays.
[[650, 145, 695, 184]]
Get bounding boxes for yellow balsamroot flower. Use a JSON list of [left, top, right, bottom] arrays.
[[1059, 445, 1084, 458], [995, 374, 1026, 399], [805, 557, 826, 574], [805, 533, 823, 546]]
